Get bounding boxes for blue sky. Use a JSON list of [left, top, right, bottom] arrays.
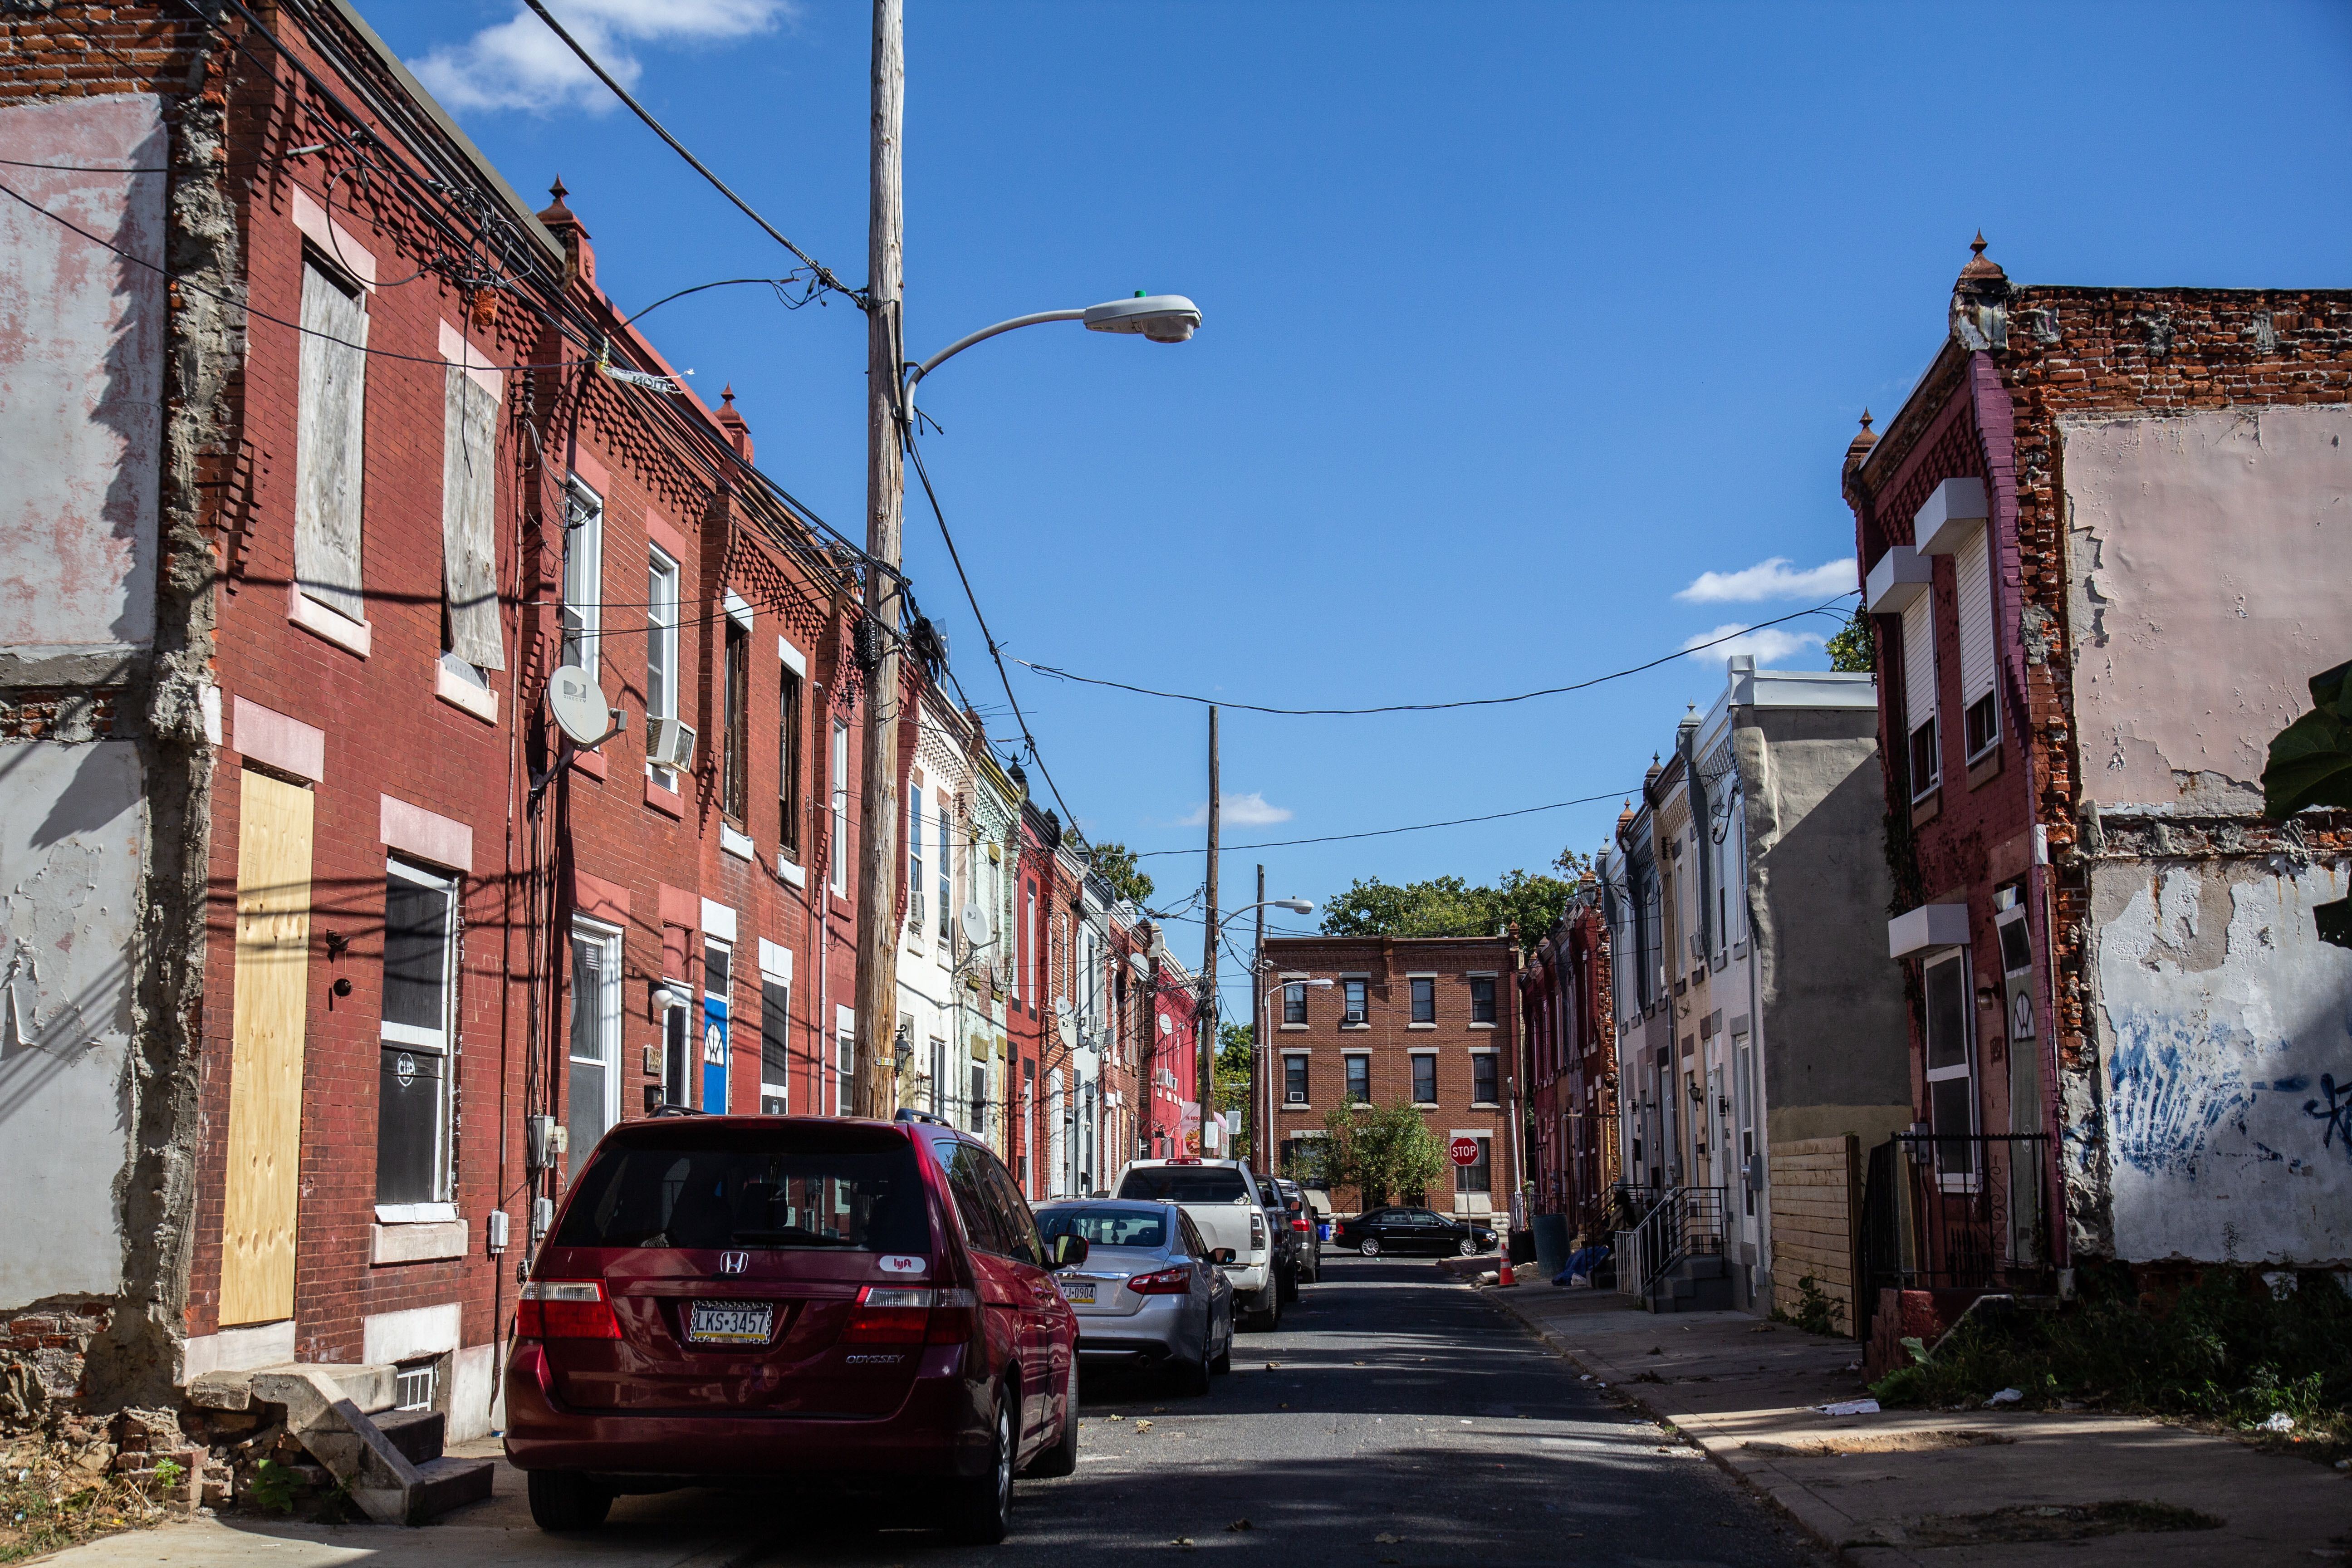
[[376, 0, 2352, 1009]]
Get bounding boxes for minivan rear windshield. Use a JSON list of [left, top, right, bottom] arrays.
[[555, 1130, 931, 1253], [1116, 1166, 1251, 1205]]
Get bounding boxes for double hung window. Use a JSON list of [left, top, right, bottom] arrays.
[[1923, 952, 1977, 1186], [1453, 1136, 1492, 1195], [1343, 1054, 1371, 1103], [908, 784, 926, 933], [566, 921, 622, 1178], [1410, 976, 1436, 1024], [559, 479, 601, 674], [1281, 982, 1308, 1025], [1284, 1054, 1309, 1105], [1471, 1052, 1499, 1106], [1341, 977, 1368, 1026], [829, 721, 850, 896], [778, 662, 804, 862], [1410, 1053, 1438, 1105], [937, 800, 952, 948], [1469, 975, 1496, 1024], [378, 862, 456, 1208], [721, 616, 750, 824], [760, 972, 790, 1115], [645, 550, 680, 787]]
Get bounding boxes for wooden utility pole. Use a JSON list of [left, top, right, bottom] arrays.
[[852, 0, 905, 1118], [1252, 861, 1265, 1171], [1197, 706, 1219, 1153]]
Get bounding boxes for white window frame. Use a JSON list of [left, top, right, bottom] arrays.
[[566, 918, 622, 1178], [1922, 949, 1978, 1191], [1408, 1047, 1439, 1107], [758, 959, 791, 1116], [907, 781, 926, 938], [1407, 973, 1437, 1028], [830, 720, 851, 897], [1340, 974, 1370, 1028], [645, 546, 681, 789], [1343, 1051, 1372, 1104], [560, 476, 602, 676], [937, 798, 953, 951], [1282, 1050, 1311, 1107], [834, 1004, 856, 1117], [1466, 971, 1499, 1028], [378, 858, 458, 1213]]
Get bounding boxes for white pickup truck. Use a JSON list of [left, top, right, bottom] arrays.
[[1109, 1158, 1281, 1330]]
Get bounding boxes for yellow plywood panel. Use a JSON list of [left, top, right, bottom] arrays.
[[220, 770, 313, 1326]]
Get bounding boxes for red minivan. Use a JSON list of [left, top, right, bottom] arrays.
[[503, 1110, 1086, 1542]]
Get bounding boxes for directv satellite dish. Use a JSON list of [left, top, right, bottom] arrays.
[[960, 902, 990, 948], [548, 664, 611, 747]]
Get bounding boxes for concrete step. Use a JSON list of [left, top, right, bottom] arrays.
[[372, 1406, 446, 1467], [189, 1361, 397, 1415], [410, 1455, 496, 1519]]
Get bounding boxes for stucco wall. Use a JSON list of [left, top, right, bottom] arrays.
[[0, 740, 144, 1302], [0, 94, 163, 659], [2063, 405, 2352, 813], [2092, 860, 2352, 1265]]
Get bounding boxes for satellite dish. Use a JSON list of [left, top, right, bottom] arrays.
[[960, 902, 989, 948], [548, 664, 610, 747]]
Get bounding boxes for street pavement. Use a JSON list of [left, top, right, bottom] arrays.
[[48, 1256, 1824, 1568]]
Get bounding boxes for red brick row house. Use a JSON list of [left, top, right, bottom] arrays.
[[1519, 888, 1617, 1239]]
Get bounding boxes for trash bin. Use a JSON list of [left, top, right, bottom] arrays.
[[1531, 1213, 1571, 1279]]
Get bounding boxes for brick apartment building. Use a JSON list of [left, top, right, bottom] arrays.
[[1263, 936, 1521, 1218], [1519, 889, 1616, 1234], [1844, 240, 2352, 1356]]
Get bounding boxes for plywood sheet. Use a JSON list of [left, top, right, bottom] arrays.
[[220, 769, 313, 1326]]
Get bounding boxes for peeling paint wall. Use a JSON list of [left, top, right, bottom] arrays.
[[2063, 406, 2352, 813], [0, 741, 144, 1301], [0, 94, 164, 658], [2093, 861, 2352, 1264]]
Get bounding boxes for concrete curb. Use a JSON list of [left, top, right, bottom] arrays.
[[1470, 1282, 1902, 1566]]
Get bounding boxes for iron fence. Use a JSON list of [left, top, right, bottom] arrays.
[[1859, 1132, 2054, 1333]]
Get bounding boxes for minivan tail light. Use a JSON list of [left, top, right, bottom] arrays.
[[517, 1280, 620, 1340], [843, 1285, 977, 1345], [1127, 1265, 1191, 1295]]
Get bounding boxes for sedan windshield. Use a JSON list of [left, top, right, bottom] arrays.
[[1037, 1206, 1169, 1250], [1117, 1166, 1252, 1204]]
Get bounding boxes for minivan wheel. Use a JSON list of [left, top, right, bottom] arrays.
[[943, 1392, 1014, 1544], [1024, 1362, 1079, 1479], [526, 1470, 612, 1533], [1360, 1237, 1382, 1258]]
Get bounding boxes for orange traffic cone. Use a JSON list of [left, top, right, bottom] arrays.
[[1497, 1256, 1516, 1288]]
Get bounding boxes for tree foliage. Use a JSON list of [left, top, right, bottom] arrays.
[[1083, 841, 1154, 906], [1309, 1099, 1449, 1208], [2263, 659, 2352, 948], [1318, 846, 1597, 951], [1826, 606, 1875, 673]]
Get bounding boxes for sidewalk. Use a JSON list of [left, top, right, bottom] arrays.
[[26, 1442, 770, 1568], [1471, 1276, 2351, 1566]]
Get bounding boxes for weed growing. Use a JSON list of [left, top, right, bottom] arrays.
[[1870, 1264, 2351, 1454], [1771, 1274, 1847, 1337], [0, 1438, 175, 1564]]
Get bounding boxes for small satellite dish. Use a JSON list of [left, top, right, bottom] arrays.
[[548, 664, 610, 747], [959, 902, 989, 948]]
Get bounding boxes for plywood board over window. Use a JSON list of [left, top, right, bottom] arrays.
[[294, 261, 367, 624], [441, 359, 503, 670], [220, 768, 314, 1325]]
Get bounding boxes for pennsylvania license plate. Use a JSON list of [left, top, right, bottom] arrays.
[[686, 1299, 775, 1345], [1057, 1280, 1096, 1305]]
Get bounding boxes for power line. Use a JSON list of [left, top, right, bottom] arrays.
[[521, 0, 862, 309], [1130, 789, 1637, 858], [1015, 598, 1858, 717]]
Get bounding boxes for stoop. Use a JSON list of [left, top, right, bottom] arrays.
[[188, 1362, 495, 1523]]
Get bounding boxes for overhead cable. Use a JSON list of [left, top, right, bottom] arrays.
[[1015, 597, 1859, 716], [520, 0, 862, 309], [1130, 789, 1638, 859]]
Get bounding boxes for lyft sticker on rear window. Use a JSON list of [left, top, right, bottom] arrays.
[[878, 1255, 928, 1276]]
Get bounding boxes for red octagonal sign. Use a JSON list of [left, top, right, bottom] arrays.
[[1449, 1137, 1481, 1167]]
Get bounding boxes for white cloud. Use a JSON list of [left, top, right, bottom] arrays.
[[1681, 623, 1825, 668], [1674, 556, 1857, 604], [410, 0, 791, 116], [1177, 792, 1294, 829]]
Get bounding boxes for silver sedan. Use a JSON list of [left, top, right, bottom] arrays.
[[1034, 1200, 1235, 1395]]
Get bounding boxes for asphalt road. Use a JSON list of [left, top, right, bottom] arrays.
[[735, 1254, 1826, 1567]]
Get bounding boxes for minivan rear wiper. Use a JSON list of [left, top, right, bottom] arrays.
[[730, 1227, 855, 1246]]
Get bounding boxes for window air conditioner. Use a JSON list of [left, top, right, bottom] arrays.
[[648, 715, 697, 772]]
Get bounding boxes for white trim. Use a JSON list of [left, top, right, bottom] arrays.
[[374, 1201, 457, 1225], [369, 1219, 469, 1264], [434, 652, 499, 723], [1915, 477, 1988, 558], [775, 855, 807, 889], [700, 897, 737, 944], [1465, 1044, 1499, 1054], [289, 586, 371, 656], [720, 824, 755, 862], [362, 1302, 461, 1368], [291, 187, 376, 289], [757, 939, 793, 984], [379, 1021, 449, 1049], [1889, 902, 1971, 959], [724, 590, 754, 629], [182, 1319, 296, 1381], [436, 318, 503, 402], [777, 634, 807, 677]]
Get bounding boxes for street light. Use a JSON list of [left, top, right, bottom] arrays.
[[900, 294, 1203, 428]]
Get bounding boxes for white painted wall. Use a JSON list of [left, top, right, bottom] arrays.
[[2093, 862, 2352, 1265], [0, 95, 164, 654], [2063, 405, 2352, 813], [0, 741, 144, 1302]]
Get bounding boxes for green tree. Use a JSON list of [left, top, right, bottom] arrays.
[[1313, 1099, 1449, 1208], [1493, 867, 1574, 947], [1083, 841, 1154, 906], [1320, 853, 1593, 952], [1215, 1022, 1254, 1162], [1826, 606, 1874, 673]]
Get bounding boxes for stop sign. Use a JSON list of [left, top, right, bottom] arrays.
[[1449, 1137, 1481, 1166]]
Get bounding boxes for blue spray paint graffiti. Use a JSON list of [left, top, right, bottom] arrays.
[[2307, 1073, 2352, 1159], [2105, 1009, 2259, 1179]]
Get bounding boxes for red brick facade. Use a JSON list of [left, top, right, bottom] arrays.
[[1519, 895, 1617, 1234]]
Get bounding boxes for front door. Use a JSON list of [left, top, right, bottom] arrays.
[[221, 768, 314, 1325], [703, 939, 730, 1113]]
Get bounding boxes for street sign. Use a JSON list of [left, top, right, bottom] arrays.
[[1449, 1137, 1481, 1167]]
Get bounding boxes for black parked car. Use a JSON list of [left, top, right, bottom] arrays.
[[1266, 1177, 1320, 1285], [1257, 1175, 1316, 1295], [1334, 1206, 1498, 1258]]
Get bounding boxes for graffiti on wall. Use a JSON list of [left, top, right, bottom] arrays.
[[2095, 864, 2352, 1264]]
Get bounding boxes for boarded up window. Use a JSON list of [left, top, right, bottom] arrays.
[[441, 363, 503, 669], [294, 261, 367, 623]]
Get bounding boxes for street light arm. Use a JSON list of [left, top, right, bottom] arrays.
[[900, 294, 1200, 429], [902, 309, 1085, 430]]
